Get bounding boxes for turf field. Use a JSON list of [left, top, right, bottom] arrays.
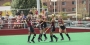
[[0, 32, 90, 45]]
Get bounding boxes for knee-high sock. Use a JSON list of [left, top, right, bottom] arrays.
[[44, 34, 47, 38], [40, 34, 42, 38], [28, 35, 31, 42], [53, 35, 57, 39], [50, 35, 53, 41], [38, 34, 42, 39], [31, 34, 36, 40], [66, 34, 70, 38], [60, 33, 64, 39]]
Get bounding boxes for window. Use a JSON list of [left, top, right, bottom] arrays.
[[52, 2, 57, 5], [72, 8, 76, 11], [62, 2, 66, 5], [62, 8, 66, 12], [72, 1, 76, 5], [0, 0, 3, 1], [43, 2, 47, 6], [55, 9, 57, 12], [82, 0, 86, 4], [53, 9, 57, 12]]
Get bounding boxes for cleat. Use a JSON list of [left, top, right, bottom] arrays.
[[56, 38, 58, 42], [69, 38, 71, 41], [27, 41, 31, 43], [38, 39, 40, 42], [44, 38, 47, 41], [49, 41, 53, 42], [31, 40, 35, 43], [40, 38, 43, 41], [61, 38, 64, 41]]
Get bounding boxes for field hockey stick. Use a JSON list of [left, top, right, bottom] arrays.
[[45, 27, 50, 33]]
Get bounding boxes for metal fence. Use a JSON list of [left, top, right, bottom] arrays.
[[0, 19, 90, 29]]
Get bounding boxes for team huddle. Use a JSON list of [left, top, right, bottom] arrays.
[[26, 14, 71, 43]]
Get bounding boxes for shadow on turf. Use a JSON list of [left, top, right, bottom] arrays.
[[35, 40, 81, 44]]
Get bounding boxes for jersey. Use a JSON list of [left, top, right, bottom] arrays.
[[51, 19, 55, 27], [26, 19, 32, 27], [58, 19, 64, 24]]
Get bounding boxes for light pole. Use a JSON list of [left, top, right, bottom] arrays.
[[89, 0, 90, 17], [51, 0, 57, 14], [37, 0, 40, 15], [76, 0, 78, 21], [75, 0, 78, 26]]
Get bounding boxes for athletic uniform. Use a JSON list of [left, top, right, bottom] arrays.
[[50, 19, 58, 42], [37, 19, 44, 42], [42, 18, 47, 41], [39, 19, 43, 30], [27, 18, 36, 43], [26, 19, 34, 32], [58, 19, 66, 30], [51, 21, 55, 32], [58, 19, 71, 41], [43, 18, 47, 28]]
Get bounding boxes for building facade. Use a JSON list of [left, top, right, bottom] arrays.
[[41, 0, 89, 14]]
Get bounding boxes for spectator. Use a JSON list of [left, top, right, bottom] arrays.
[[13, 20, 22, 29], [16, 10, 20, 16], [67, 18, 71, 26], [20, 11, 26, 20], [29, 10, 33, 15], [35, 10, 38, 15], [0, 11, 3, 18], [13, 20, 18, 29], [0, 18, 4, 29], [5, 12, 12, 29]]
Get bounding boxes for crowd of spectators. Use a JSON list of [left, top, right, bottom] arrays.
[[0, 10, 27, 29], [0, 9, 48, 29]]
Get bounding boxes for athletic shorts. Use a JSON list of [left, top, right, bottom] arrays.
[[39, 24, 43, 30], [28, 26, 34, 32], [39, 23, 47, 30], [50, 26, 55, 32], [43, 22, 47, 28], [60, 25, 66, 30]]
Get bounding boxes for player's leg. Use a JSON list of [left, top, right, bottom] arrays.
[[31, 32, 36, 43], [28, 32, 31, 43], [52, 27, 58, 42], [30, 26, 36, 43], [64, 29, 71, 41], [59, 27, 64, 40], [38, 29, 43, 42], [49, 31, 53, 42], [43, 28, 47, 41]]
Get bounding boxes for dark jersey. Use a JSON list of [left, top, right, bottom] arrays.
[[51, 19, 55, 26], [58, 19, 64, 24], [26, 19, 32, 27]]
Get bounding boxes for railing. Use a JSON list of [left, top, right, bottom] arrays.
[[0, 20, 90, 29], [63, 20, 90, 29]]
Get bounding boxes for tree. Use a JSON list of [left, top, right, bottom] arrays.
[[11, 0, 39, 16], [77, 3, 88, 20], [59, 12, 67, 20], [3, 2, 11, 6]]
